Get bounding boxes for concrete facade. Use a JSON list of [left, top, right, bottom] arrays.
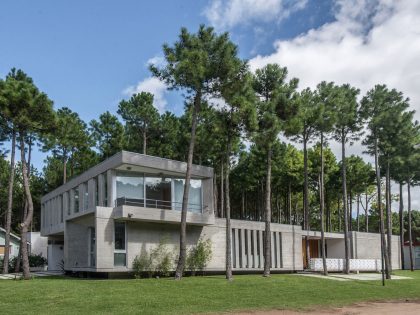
[[40, 151, 401, 274]]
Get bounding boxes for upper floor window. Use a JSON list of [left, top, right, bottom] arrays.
[[83, 183, 89, 210], [73, 187, 79, 213]]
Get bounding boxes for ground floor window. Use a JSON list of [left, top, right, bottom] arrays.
[[114, 221, 126, 267], [89, 227, 96, 267]]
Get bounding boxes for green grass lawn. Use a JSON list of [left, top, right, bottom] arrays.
[[0, 270, 419, 314]]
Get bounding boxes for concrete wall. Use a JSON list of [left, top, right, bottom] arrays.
[[352, 232, 401, 269], [27, 232, 48, 258], [326, 239, 345, 259], [82, 210, 303, 273], [64, 215, 94, 270]]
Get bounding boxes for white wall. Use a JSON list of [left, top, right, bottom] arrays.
[[27, 232, 48, 258]]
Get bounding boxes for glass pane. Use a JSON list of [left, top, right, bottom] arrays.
[[145, 177, 171, 209], [114, 253, 126, 267], [84, 183, 89, 210], [114, 222, 125, 250], [173, 179, 202, 213], [74, 188, 79, 213], [116, 172, 144, 206]]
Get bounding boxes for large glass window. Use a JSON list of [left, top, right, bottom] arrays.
[[145, 177, 171, 209], [114, 221, 126, 266], [173, 179, 202, 213], [116, 171, 144, 206]]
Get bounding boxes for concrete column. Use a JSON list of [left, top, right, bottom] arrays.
[[78, 184, 83, 212], [277, 232, 282, 268], [246, 229, 252, 268], [234, 228, 239, 269], [63, 192, 69, 218], [97, 174, 105, 207], [253, 230, 258, 268], [259, 230, 263, 268], [69, 189, 75, 215], [88, 178, 96, 209], [106, 169, 116, 207]]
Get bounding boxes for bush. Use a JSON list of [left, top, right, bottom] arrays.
[[133, 237, 174, 278], [187, 239, 212, 276], [29, 254, 47, 267]]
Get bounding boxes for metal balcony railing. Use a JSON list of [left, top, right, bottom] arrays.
[[115, 197, 206, 213]]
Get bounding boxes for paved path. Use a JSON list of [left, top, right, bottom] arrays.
[[0, 271, 64, 280], [295, 272, 412, 281], [233, 301, 420, 314]]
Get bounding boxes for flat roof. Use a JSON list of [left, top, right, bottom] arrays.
[[42, 151, 213, 202]]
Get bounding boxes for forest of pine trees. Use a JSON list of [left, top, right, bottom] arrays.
[[1, 26, 419, 279]]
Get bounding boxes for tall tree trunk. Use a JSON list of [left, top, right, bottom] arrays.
[[2, 131, 16, 274], [19, 137, 34, 280], [213, 171, 218, 217], [365, 189, 369, 232], [337, 198, 341, 232], [263, 145, 272, 277], [241, 190, 245, 220], [356, 195, 360, 232], [225, 140, 233, 281], [399, 182, 405, 270], [303, 134, 310, 269], [63, 154, 67, 184], [320, 133, 328, 276], [174, 91, 201, 280], [341, 132, 350, 274], [220, 162, 224, 218], [386, 159, 392, 272], [375, 138, 389, 282], [288, 182, 292, 225], [349, 191, 353, 232], [407, 179, 414, 271], [143, 128, 147, 155]]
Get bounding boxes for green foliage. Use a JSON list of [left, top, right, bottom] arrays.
[[132, 237, 174, 278], [187, 238, 212, 275], [90, 111, 126, 159]]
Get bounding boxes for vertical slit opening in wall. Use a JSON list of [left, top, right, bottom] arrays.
[[257, 231, 260, 268], [245, 229, 248, 268], [262, 231, 266, 268], [251, 230, 255, 268], [238, 229, 243, 268], [274, 232, 278, 268], [279, 232, 283, 268], [232, 228, 236, 268]]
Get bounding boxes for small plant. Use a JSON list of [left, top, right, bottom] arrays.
[[187, 239, 212, 276], [132, 237, 174, 278]]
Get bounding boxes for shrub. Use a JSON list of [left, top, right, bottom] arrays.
[[29, 254, 47, 267], [132, 237, 174, 278], [187, 239, 212, 276]]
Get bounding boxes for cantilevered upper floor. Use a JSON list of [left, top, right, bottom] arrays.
[[40, 151, 214, 236]]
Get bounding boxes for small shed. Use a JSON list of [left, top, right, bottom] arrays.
[[403, 241, 420, 270], [0, 227, 21, 258]]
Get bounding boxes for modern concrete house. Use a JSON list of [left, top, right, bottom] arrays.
[[40, 151, 401, 275]]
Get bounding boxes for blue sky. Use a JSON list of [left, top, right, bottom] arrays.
[[1, 0, 420, 211], [0, 0, 333, 169]]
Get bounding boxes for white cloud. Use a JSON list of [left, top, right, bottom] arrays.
[[249, 0, 420, 122], [203, 0, 307, 30], [123, 77, 167, 113], [249, 0, 420, 210], [146, 56, 165, 68]]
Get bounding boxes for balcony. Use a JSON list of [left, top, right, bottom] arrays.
[[113, 197, 215, 226]]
